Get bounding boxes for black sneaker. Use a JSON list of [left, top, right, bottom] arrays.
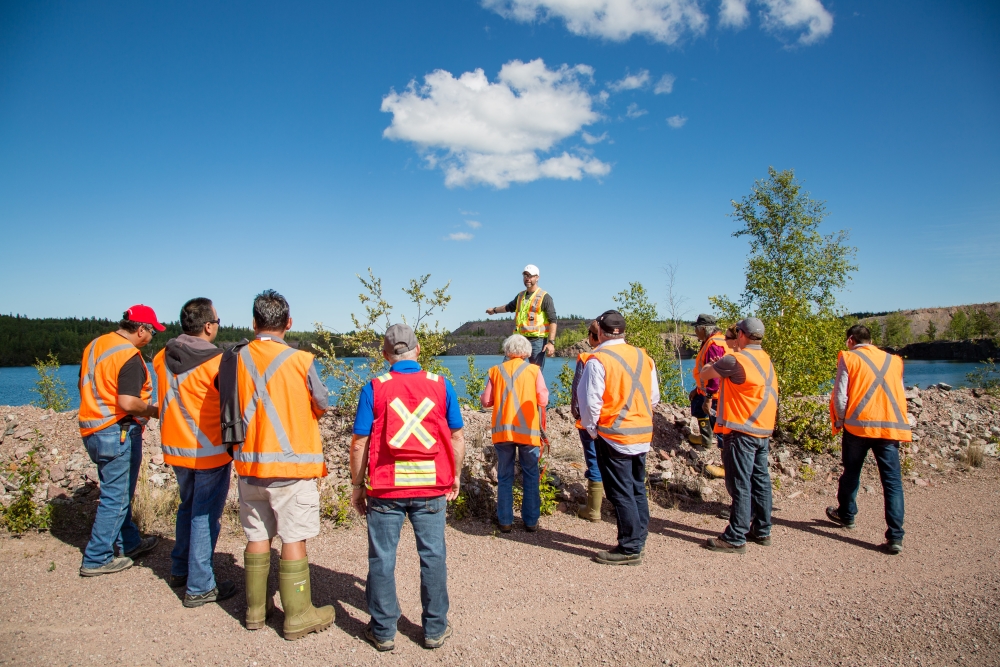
[[825, 506, 855, 530], [524, 524, 538, 533], [183, 580, 238, 608], [882, 541, 903, 555], [124, 536, 159, 559], [747, 532, 772, 547], [593, 547, 643, 566], [169, 574, 188, 589], [424, 623, 453, 649], [364, 624, 395, 651]]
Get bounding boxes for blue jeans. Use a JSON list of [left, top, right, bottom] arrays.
[[721, 431, 772, 546], [594, 437, 649, 554], [366, 495, 449, 642], [577, 429, 602, 482], [171, 463, 232, 595], [82, 422, 143, 568], [495, 443, 541, 527], [835, 431, 905, 543], [527, 336, 547, 370]]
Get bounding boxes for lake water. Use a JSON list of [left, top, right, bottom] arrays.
[[0, 356, 987, 410]]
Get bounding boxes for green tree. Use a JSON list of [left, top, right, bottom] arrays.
[[710, 167, 857, 395], [552, 361, 576, 407], [970, 309, 998, 338], [945, 310, 971, 340], [613, 282, 687, 405], [883, 312, 912, 347], [313, 270, 452, 409], [457, 355, 487, 409], [922, 320, 937, 342], [31, 352, 70, 411]]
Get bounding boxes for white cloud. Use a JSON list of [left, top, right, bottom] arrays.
[[448, 232, 475, 241], [465, 220, 482, 228], [626, 103, 648, 118], [482, 0, 709, 45], [582, 131, 608, 144], [666, 114, 687, 128], [381, 58, 610, 188], [653, 73, 676, 94], [719, 0, 750, 28], [760, 0, 833, 45], [608, 69, 650, 92]]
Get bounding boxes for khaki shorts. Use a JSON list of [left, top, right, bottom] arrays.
[[239, 478, 321, 543]]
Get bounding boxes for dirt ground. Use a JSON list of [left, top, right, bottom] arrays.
[[1, 459, 999, 667]]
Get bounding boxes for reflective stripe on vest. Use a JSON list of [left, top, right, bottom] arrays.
[[595, 347, 653, 440], [389, 397, 437, 448], [234, 346, 324, 465], [78, 340, 139, 431], [694, 333, 726, 394], [716, 351, 778, 437], [159, 363, 229, 460], [492, 360, 542, 440], [843, 349, 911, 433], [515, 290, 549, 336]]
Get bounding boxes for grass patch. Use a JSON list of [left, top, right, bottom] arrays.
[[799, 464, 816, 481], [962, 445, 985, 468], [131, 465, 180, 534], [0, 443, 53, 534]]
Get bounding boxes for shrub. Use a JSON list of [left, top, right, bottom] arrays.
[[448, 492, 470, 521], [883, 312, 912, 347], [131, 464, 180, 533], [614, 282, 687, 405], [945, 310, 971, 340], [967, 359, 1000, 397], [775, 397, 837, 454], [900, 455, 914, 476], [962, 445, 985, 468], [320, 483, 354, 527], [458, 355, 488, 410], [0, 445, 53, 534], [31, 352, 70, 412], [799, 464, 816, 481], [552, 361, 575, 408], [539, 473, 558, 516]]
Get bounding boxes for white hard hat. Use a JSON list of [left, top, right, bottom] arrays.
[[523, 264, 540, 276]]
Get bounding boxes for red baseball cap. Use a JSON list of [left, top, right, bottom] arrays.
[[125, 304, 166, 332]]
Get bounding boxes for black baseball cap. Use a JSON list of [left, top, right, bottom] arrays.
[[596, 310, 626, 335]]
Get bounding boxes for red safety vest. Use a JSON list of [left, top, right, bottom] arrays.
[[367, 369, 455, 499]]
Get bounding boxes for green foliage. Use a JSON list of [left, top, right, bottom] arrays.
[[1, 443, 53, 534], [900, 455, 914, 476], [554, 321, 589, 351], [775, 398, 838, 454], [31, 352, 70, 412], [711, 167, 857, 396], [772, 477, 782, 490], [458, 355, 487, 409], [539, 473, 558, 516], [448, 492, 470, 521], [922, 320, 937, 342], [314, 269, 453, 409], [799, 464, 816, 481], [883, 312, 913, 347], [320, 484, 353, 527], [613, 282, 687, 405], [552, 361, 575, 408], [967, 359, 1000, 397], [945, 310, 971, 340], [970, 309, 999, 338]]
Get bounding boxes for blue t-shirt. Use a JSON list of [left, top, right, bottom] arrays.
[[352, 360, 464, 436]]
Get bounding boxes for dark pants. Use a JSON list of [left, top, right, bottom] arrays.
[[171, 463, 232, 595], [721, 431, 772, 546], [835, 431, 905, 543], [690, 393, 722, 448], [527, 336, 547, 370], [594, 437, 649, 555]]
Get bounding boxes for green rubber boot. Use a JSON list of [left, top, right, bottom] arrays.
[[278, 557, 334, 641], [244, 550, 273, 630], [577, 481, 604, 522]]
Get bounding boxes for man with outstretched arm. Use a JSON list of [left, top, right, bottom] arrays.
[[484, 264, 557, 369], [350, 323, 466, 652]]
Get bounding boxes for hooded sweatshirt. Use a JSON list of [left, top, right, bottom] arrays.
[[164, 334, 224, 378]]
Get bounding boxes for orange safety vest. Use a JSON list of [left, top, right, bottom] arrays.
[[488, 358, 542, 446], [514, 289, 549, 337], [234, 338, 326, 479], [590, 343, 655, 447], [715, 346, 778, 437], [78, 332, 151, 437], [153, 348, 230, 469], [830, 346, 912, 442], [693, 332, 727, 397]]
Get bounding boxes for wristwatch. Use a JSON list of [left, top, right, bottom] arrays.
[[351, 482, 364, 490], [547, 340, 555, 346]]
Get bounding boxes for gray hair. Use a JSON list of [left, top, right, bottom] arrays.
[[696, 324, 720, 335], [387, 347, 419, 364], [502, 334, 533, 359]]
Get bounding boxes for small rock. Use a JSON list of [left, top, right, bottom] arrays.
[[149, 473, 167, 487], [151, 453, 164, 466], [913, 478, 929, 487], [14, 446, 30, 458], [937, 383, 952, 391], [14, 428, 32, 440], [49, 463, 66, 482], [47, 484, 69, 500], [864, 485, 874, 495], [85, 468, 100, 484]]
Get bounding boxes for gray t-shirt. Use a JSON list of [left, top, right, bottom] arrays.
[[709, 344, 767, 385]]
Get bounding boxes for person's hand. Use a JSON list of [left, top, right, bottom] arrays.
[[545, 342, 555, 357], [146, 403, 160, 419], [445, 476, 461, 502], [351, 487, 367, 517], [486, 308, 494, 315], [688, 389, 697, 403]]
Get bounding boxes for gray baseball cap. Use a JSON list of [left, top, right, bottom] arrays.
[[736, 317, 765, 338], [694, 313, 717, 327], [383, 323, 418, 355]]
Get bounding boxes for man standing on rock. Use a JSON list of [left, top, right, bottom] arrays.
[[689, 314, 727, 449], [484, 264, 557, 369], [234, 290, 332, 639], [78, 305, 162, 577], [699, 318, 777, 554], [572, 320, 604, 522], [350, 323, 465, 651], [153, 297, 236, 607], [579, 311, 659, 565], [826, 324, 910, 555]]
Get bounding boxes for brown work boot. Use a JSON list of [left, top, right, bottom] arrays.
[[704, 537, 747, 554]]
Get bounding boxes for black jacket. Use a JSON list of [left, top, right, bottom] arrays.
[[219, 339, 250, 446]]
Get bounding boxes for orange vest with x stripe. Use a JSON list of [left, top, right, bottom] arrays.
[[715, 346, 778, 437]]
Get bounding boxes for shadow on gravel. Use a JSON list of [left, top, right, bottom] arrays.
[[648, 516, 718, 546], [772, 517, 883, 552], [448, 517, 610, 559]]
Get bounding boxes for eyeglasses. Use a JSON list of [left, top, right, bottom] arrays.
[[208, 319, 221, 326], [142, 325, 157, 337]]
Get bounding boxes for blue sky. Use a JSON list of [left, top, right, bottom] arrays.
[[1, 0, 997, 333]]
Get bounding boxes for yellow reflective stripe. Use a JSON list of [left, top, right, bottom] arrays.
[[394, 459, 436, 486], [388, 397, 437, 448], [376, 373, 393, 383], [426, 372, 439, 382]]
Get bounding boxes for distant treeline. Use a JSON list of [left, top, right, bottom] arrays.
[[0, 315, 342, 367]]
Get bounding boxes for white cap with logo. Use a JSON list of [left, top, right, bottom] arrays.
[[523, 264, 540, 276]]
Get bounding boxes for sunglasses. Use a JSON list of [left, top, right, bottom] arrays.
[[142, 325, 157, 337], [208, 319, 221, 326]]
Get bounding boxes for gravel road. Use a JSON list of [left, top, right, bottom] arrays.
[[1, 460, 998, 667]]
